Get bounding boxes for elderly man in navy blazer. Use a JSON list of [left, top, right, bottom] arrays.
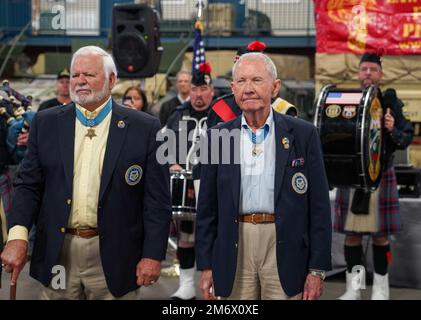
[[196, 52, 332, 300], [1, 46, 171, 299]]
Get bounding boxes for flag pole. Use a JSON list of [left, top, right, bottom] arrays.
[[196, 0, 205, 19]]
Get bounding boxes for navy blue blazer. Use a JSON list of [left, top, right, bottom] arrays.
[[195, 111, 332, 297], [8, 101, 172, 297]]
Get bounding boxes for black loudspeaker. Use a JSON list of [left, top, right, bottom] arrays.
[[112, 4, 163, 78]]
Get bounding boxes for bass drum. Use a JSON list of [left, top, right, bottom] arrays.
[[314, 85, 384, 191]]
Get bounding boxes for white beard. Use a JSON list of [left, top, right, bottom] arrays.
[[70, 81, 109, 107]]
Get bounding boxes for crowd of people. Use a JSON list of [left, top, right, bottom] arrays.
[[0, 44, 414, 300]]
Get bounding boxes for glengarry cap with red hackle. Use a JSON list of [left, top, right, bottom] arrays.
[[246, 40, 267, 53], [192, 62, 212, 86], [360, 48, 385, 68], [235, 40, 267, 62]]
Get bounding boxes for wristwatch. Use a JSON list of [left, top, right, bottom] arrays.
[[309, 269, 326, 280]]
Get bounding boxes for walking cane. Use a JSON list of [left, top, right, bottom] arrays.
[[0, 197, 5, 290], [10, 274, 16, 300]]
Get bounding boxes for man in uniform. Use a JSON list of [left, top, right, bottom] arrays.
[[196, 52, 332, 300], [165, 63, 214, 300], [1, 46, 171, 299], [335, 52, 414, 300], [38, 68, 72, 111]]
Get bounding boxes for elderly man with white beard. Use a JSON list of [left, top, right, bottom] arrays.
[[0, 46, 172, 299]]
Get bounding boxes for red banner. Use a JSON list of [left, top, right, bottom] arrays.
[[315, 0, 421, 55]]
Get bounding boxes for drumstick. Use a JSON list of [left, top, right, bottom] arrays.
[[10, 274, 16, 300]]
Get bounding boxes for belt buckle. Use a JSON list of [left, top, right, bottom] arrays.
[[77, 226, 90, 236], [76, 227, 89, 236], [251, 213, 256, 225]]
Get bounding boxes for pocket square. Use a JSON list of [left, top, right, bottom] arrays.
[[291, 158, 305, 167]]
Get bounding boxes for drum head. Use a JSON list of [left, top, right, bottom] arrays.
[[361, 89, 383, 190], [315, 85, 383, 190]]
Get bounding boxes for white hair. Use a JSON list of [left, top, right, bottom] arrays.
[[232, 52, 277, 81], [70, 46, 118, 78]]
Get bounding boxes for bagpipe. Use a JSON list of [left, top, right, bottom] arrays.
[[0, 80, 36, 162]]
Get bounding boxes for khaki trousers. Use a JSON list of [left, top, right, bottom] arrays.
[[225, 222, 302, 300], [40, 234, 137, 300]]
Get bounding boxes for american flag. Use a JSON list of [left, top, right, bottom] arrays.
[[325, 92, 363, 105], [192, 19, 206, 74]]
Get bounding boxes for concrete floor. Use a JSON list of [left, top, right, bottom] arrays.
[[1, 261, 421, 300]]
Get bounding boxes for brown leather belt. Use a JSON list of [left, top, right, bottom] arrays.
[[66, 228, 99, 238], [239, 213, 275, 224]]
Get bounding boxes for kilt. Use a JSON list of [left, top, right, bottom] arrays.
[[334, 166, 401, 236], [178, 220, 195, 243]]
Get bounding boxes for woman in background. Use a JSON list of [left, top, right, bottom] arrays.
[[122, 86, 149, 113]]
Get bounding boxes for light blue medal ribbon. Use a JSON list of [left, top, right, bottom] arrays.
[[75, 99, 112, 127], [243, 124, 270, 144]]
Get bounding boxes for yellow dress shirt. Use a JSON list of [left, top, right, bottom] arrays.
[[8, 98, 112, 242]]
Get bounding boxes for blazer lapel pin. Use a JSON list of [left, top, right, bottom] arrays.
[[282, 137, 290, 150], [118, 120, 125, 129]]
